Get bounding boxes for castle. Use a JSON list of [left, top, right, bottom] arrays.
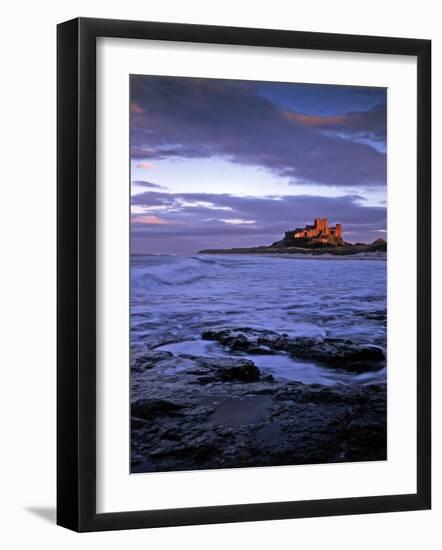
[[285, 218, 343, 243]]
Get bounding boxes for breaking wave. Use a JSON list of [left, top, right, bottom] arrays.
[[131, 254, 387, 385]]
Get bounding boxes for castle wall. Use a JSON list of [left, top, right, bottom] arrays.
[[291, 218, 343, 241]]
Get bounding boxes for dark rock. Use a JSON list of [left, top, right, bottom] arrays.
[[131, 416, 146, 429], [131, 350, 174, 371], [195, 356, 257, 370], [131, 398, 184, 420], [247, 386, 276, 395], [130, 331, 386, 474], [185, 355, 263, 383], [191, 376, 218, 385], [202, 328, 282, 354], [202, 328, 385, 373], [219, 363, 261, 382], [285, 338, 385, 372], [366, 239, 387, 252], [161, 428, 182, 441]]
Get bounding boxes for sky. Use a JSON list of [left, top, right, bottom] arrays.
[[130, 75, 387, 254]]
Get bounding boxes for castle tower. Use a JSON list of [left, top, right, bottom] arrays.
[[314, 218, 329, 236]]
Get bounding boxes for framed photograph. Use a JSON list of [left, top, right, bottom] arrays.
[[57, 17, 431, 531]]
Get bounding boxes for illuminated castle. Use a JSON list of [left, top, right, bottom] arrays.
[[285, 218, 343, 243]]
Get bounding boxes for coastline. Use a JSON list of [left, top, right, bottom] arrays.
[[198, 240, 386, 258], [132, 252, 386, 261], [199, 252, 387, 261]]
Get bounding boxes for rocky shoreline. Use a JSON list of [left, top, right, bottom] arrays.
[[131, 327, 387, 473]]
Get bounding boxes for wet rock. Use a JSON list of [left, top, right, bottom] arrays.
[[131, 398, 184, 420], [131, 350, 174, 371], [190, 375, 218, 385], [131, 416, 146, 429], [219, 363, 261, 382], [194, 356, 256, 370], [160, 428, 182, 441], [274, 381, 386, 406], [130, 332, 387, 474], [202, 327, 385, 373], [202, 328, 278, 354], [285, 338, 385, 373], [186, 356, 262, 383]]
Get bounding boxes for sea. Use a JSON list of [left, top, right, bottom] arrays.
[[131, 254, 387, 386]]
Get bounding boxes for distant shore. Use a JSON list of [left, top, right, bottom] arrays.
[[259, 252, 386, 261], [198, 242, 386, 259]]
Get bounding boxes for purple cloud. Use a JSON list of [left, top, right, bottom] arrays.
[[131, 191, 386, 254], [132, 180, 167, 190], [130, 76, 386, 188]]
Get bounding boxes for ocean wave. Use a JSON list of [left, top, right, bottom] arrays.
[[131, 255, 386, 385]]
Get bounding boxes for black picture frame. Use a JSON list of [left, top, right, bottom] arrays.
[[57, 17, 431, 532]]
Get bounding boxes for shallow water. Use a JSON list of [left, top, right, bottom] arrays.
[[131, 254, 386, 385]]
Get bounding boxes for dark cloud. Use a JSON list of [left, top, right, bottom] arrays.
[[131, 191, 386, 254], [285, 103, 386, 142], [132, 180, 167, 190], [256, 82, 386, 115], [338, 103, 386, 142], [130, 76, 386, 188]]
